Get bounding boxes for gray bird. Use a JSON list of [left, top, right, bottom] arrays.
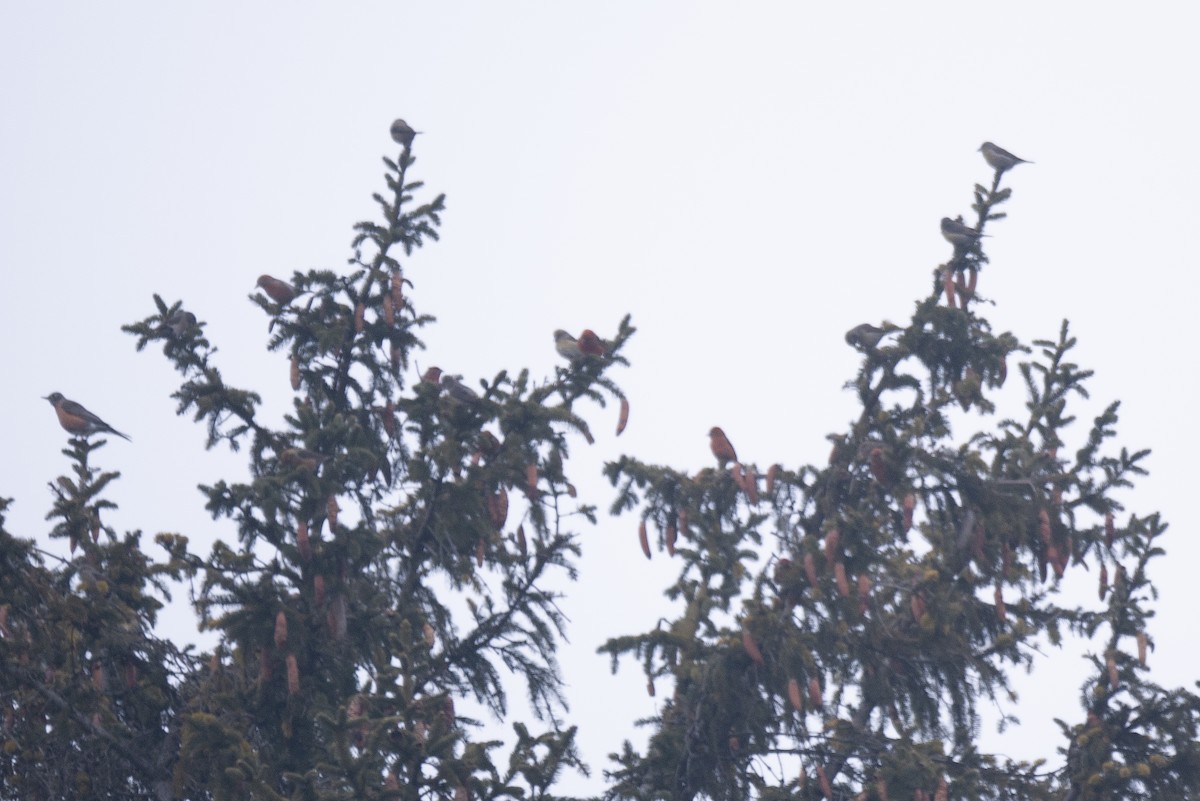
[[554, 330, 587, 363], [845, 322, 901, 352], [440, 374, 481, 405], [941, 217, 987, 250], [979, 141, 1032, 173], [390, 118, 419, 150], [164, 310, 198, 338]]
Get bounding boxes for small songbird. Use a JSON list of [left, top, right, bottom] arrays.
[[279, 447, 327, 472], [44, 393, 131, 441], [164, 310, 198, 338], [440, 374, 481, 405], [420, 366, 444, 386], [708, 426, 738, 468], [256, 275, 296, 305], [940, 217, 987, 250], [554, 330, 586, 362], [390, 118, 419, 150], [576, 329, 607, 358], [979, 141, 1032, 173], [845, 322, 901, 352]]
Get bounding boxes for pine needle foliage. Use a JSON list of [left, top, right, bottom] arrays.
[[122, 134, 633, 799], [1, 439, 196, 800], [3, 130, 1196, 801], [5, 126, 631, 800], [600, 162, 1200, 801]]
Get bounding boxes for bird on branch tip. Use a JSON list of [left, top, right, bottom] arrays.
[[979, 141, 1033, 173], [390, 118, 420, 150], [709, 426, 738, 468], [164, 310, 198, 337], [554, 330, 586, 362], [845, 322, 901, 352], [941, 217, 987, 250], [256, 275, 296, 305], [44, 393, 131, 441]]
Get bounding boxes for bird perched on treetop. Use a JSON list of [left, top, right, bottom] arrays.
[[390, 119, 419, 150], [709, 427, 738, 468], [256, 275, 296, 305], [554, 330, 586, 362], [420, 366, 444, 386], [577, 329, 607, 358], [979, 142, 1032, 173], [163, 310, 198, 338], [845, 322, 901, 352], [940, 217, 987, 250], [44, 393, 131, 441]]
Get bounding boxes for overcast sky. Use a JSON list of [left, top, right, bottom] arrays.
[[3, 3, 1198, 791]]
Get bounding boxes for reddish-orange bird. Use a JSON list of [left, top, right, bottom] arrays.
[[44, 393, 131, 441], [256, 275, 296, 305], [420, 366, 444, 386], [708, 426, 738, 468], [577, 329, 607, 357]]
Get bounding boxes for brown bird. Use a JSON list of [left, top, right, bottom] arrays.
[[256, 275, 296, 305], [420, 366, 444, 386], [278, 448, 327, 472], [709, 426, 738, 468], [44, 393, 131, 441]]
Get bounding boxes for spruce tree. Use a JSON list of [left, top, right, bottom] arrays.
[[0, 439, 195, 800], [600, 157, 1200, 801], [3, 121, 631, 800], [118, 122, 632, 799], [4, 126, 1197, 801]]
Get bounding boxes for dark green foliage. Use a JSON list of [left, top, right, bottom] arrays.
[[4, 132, 1197, 801], [0, 442, 197, 800], [6, 132, 631, 800], [599, 169, 1200, 801], [122, 141, 631, 799]]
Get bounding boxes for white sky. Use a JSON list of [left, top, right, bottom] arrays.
[[3, 2, 1198, 792]]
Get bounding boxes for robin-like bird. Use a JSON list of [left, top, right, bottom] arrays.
[[554, 330, 586, 362], [979, 141, 1032, 173], [256, 275, 296, 305], [709, 426, 738, 468], [940, 217, 987, 250], [44, 393, 131, 441], [420, 366, 444, 386], [845, 322, 901, 352], [390, 119, 419, 150], [577, 329, 607, 358]]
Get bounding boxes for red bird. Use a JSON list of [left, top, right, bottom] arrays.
[[256, 275, 296, 305], [577, 329, 607, 357], [708, 427, 738, 468]]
